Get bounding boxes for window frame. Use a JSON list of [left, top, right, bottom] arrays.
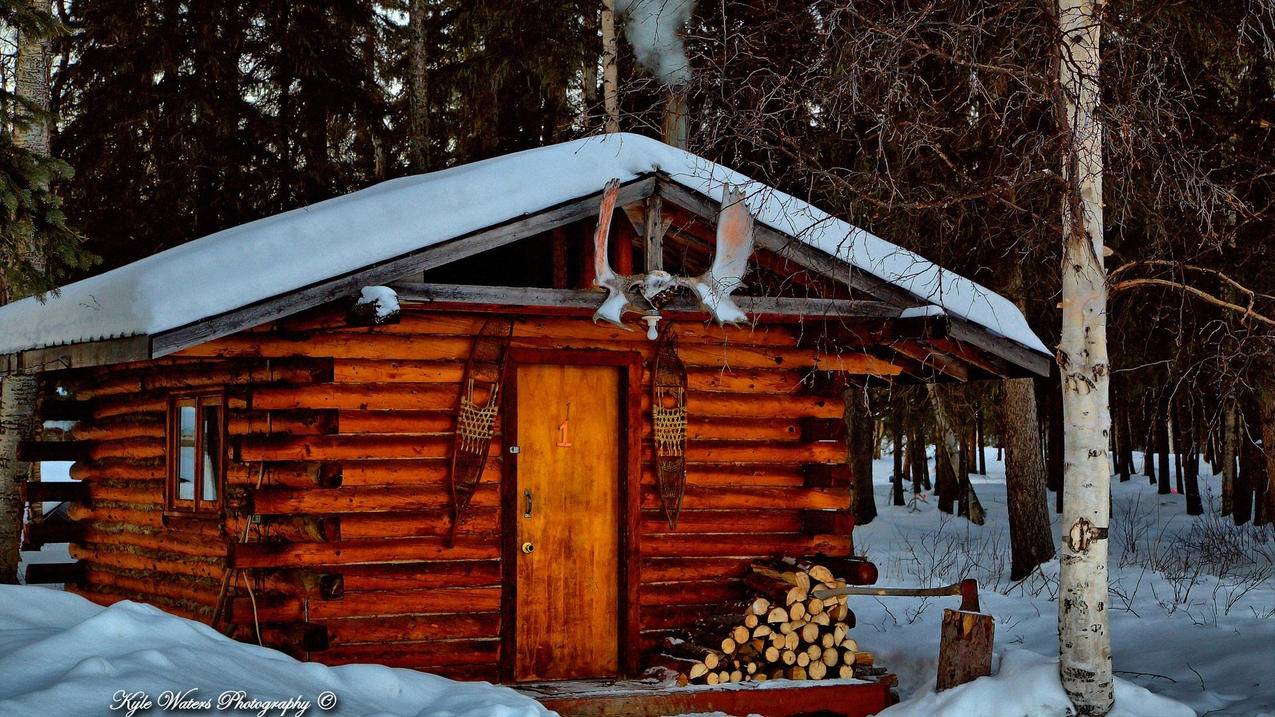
[[165, 391, 226, 513]]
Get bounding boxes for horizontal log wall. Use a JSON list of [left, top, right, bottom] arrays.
[[46, 305, 861, 681], [42, 357, 334, 628]]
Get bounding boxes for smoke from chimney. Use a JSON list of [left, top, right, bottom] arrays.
[[614, 0, 695, 86]]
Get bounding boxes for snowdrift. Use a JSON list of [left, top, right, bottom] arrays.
[[0, 584, 551, 717], [880, 649, 1195, 717]]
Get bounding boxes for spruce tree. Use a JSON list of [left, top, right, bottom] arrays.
[[0, 0, 90, 299]]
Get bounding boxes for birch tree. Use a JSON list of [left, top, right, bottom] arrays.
[[1056, 0, 1113, 713], [0, 0, 52, 583]]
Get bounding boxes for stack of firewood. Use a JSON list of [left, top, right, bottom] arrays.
[[659, 558, 878, 685]]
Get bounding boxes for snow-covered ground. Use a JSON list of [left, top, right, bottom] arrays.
[[864, 449, 1275, 716], [0, 584, 551, 716], [6, 452, 1272, 716]]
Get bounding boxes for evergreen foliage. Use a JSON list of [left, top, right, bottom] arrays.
[[0, 0, 92, 300]]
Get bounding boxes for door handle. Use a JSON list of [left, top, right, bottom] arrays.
[[522, 542, 535, 554], [523, 489, 533, 518]]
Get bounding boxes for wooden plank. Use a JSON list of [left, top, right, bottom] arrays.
[[391, 283, 903, 320], [518, 678, 892, 717], [150, 177, 657, 358], [644, 195, 664, 272]]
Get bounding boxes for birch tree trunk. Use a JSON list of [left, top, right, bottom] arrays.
[[601, 0, 620, 133], [15, 0, 51, 157], [0, 378, 36, 583], [0, 0, 53, 583], [1056, 0, 1113, 712]]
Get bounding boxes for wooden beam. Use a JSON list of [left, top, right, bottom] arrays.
[[150, 177, 658, 358], [945, 316, 1051, 378], [40, 399, 96, 422], [24, 561, 84, 585], [23, 520, 83, 549], [1, 335, 150, 375], [887, 341, 970, 382], [644, 195, 665, 272], [20, 480, 88, 503], [391, 282, 903, 320], [17, 440, 92, 462]]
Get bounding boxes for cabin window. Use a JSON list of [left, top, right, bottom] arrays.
[[167, 394, 224, 512]]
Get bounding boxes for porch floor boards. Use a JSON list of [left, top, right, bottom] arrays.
[[512, 676, 898, 717]]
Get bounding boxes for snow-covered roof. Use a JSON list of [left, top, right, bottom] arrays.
[[0, 133, 1048, 358]]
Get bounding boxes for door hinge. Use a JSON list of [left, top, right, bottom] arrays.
[[508, 445, 520, 454]]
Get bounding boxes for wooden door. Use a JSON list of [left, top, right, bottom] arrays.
[[514, 364, 621, 681]]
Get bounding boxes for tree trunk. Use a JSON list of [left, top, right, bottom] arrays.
[[1056, 0, 1113, 711], [910, 426, 927, 495], [1156, 408, 1171, 495], [407, 0, 431, 172], [1121, 412, 1135, 483], [1171, 405, 1184, 495], [1142, 400, 1155, 482], [1111, 385, 1130, 482], [929, 385, 985, 525], [1237, 406, 1260, 526], [1002, 378, 1056, 580], [15, 0, 51, 156], [1184, 443, 1203, 516], [890, 398, 905, 507], [0, 376, 37, 583], [600, 0, 620, 133], [935, 440, 957, 513], [976, 403, 987, 475], [1, 0, 54, 583], [1257, 374, 1275, 527], [1222, 398, 1241, 522], [846, 388, 876, 526]]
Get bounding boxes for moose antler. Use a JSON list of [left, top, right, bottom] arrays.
[[591, 180, 755, 331]]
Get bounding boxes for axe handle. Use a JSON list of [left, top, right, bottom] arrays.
[[811, 578, 981, 612]]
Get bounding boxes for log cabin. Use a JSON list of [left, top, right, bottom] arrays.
[[2, 133, 1050, 715]]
